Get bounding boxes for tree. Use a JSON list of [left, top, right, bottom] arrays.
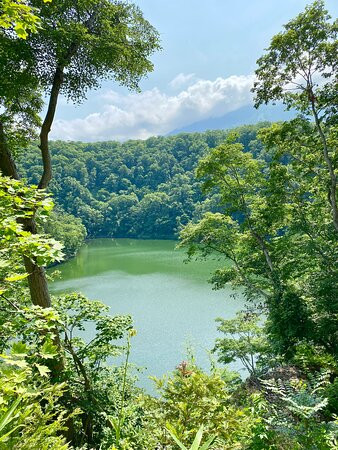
[[179, 130, 337, 355], [145, 363, 257, 448], [252, 0, 338, 232], [0, 0, 160, 307], [0, 174, 136, 447], [213, 311, 269, 377], [41, 209, 87, 259], [0, 175, 63, 304], [179, 1, 338, 358]]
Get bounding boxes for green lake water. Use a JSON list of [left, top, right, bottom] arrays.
[[50, 238, 245, 391]]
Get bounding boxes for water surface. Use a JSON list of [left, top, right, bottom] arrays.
[[50, 239, 245, 390]]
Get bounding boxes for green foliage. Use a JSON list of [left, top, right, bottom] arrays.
[[178, 14, 337, 446], [112, 328, 137, 447], [0, 0, 51, 39], [253, 0, 338, 235], [40, 208, 86, 259], [1, 0, 160, 180], [25, 0, 161, 97], [291, 344, 338, 420], [0, 0, 160, 139], [166, 424, 216, 450], [0, 288, 136, 448], [0, 170, 336, 449], [213, 311, 269, 377], [51, 293, 134, 447], [0, 174, 143, 449], [261, 371, 338, 448], [1, 2, 337, 448], [0, 3, 44, 150], [179, 123, 337, 356], [0, 175, 64, 298], [0, 352, 69, 449], [20, 125, 268, 239], [253, 0, 337, 118], [144, 362, 259, 449], [292, 343, 338, 374], [102, 397, 156, 450]]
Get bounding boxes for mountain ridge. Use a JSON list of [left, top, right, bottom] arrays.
[[168, 104, 294, 135]]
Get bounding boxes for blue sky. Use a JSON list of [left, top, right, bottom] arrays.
[[51, 0, 338, 141]]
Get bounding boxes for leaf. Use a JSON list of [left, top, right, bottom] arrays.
[[35, 364, 51, 377], [0, 355, 28, 369], [0, 396, 22, 434], [0, 423, 25, 443], [11, 342, 28, 357], [107, 416, 119, 431], [5, 273, 29, 282], [166, 423, 187, 450], [40, 341, 58, 359], [190, 425, 204, 450], [200, 434, 217, 450], [13, 25, 28, 39]]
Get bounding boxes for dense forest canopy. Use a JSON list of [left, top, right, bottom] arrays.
[[20, 124, 266, 243]]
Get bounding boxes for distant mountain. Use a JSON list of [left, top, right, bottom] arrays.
[[169, 104, 294, 135]]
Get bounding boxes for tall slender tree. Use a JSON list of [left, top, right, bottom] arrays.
[[180, 1, 337, 356], [252, 0, 337, 231], [0, 0, 160, 307]]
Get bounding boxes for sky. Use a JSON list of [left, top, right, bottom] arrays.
[[51, 0, 338, 141]]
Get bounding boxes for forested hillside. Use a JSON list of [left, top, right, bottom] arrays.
[[1, 1, 337, 449], [21, 124, 265, 240]]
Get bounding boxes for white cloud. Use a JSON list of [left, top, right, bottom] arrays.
[[169, 72, 196, 89], [51, 74, 255, 141]]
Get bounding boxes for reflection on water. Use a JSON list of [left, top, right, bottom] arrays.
[[50, 239, 245, 391]]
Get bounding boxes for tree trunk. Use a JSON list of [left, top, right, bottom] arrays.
[[0, 120, 52, 307], [23, 258, 51, 306], [22, 67, 65, 306], [38, 66, 64, 189], [2, 41, 77, 306], [0, 119, 63, 375], [0, 121, 20, 179], [1, 65, 64, 307], [309, 91, 338, 232]]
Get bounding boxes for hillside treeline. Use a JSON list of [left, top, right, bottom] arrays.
[[21, 124, 266, 242]]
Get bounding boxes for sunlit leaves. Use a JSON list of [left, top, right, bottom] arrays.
[[147, 364, 256, 448], [4, 273, 29, 282], [0, 0, 40, 39], [35, 363, 50, 377], [213, 311, 269, 377], [55, 292, 132, 365], [179, 122, 337, 355], [39, 340, 58, 360], [0, 0, 52, 38], [0, 353, 69, 448], [0, 176, 64, 296], [252, 1, 337, 116]]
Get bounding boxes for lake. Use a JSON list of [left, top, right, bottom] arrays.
[[50, 238, 245, 391]]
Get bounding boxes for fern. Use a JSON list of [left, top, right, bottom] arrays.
[[259, 370, 338, 448], [261, 370, 330, 420]]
